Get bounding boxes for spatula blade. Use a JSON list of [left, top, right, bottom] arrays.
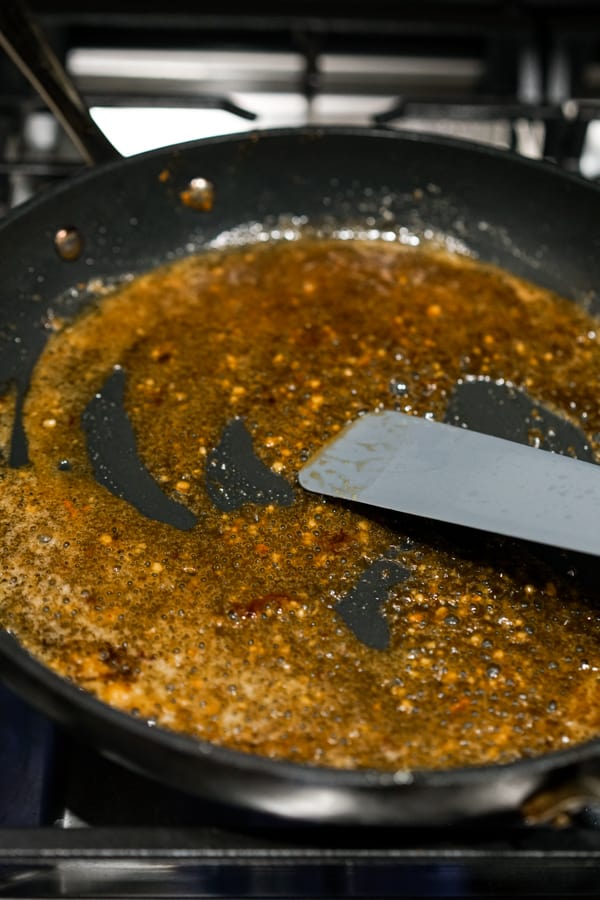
[[298, 411, 600, 557]]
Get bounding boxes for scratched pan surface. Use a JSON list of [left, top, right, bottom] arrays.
[[1, 128, 600, 825]]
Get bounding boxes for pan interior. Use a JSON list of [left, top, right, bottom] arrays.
[[1, 230, 600, 775]]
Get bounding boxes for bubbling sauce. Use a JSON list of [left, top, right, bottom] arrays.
[[1, 237, 600, 770]]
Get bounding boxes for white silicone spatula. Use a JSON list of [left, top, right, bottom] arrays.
[[298, 410, 600, 556]]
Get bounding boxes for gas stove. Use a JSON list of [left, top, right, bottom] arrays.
[[1, 0, 600, 215], [2, 3, 600, 897]]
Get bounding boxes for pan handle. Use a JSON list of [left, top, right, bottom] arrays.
[[522, 769, 600, 826], [0, 1, 120, 166]]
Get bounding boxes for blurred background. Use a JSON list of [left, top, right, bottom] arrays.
[[1, 0, 600, 215]]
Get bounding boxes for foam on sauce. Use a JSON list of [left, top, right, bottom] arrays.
[[1, 237, 600, 770]]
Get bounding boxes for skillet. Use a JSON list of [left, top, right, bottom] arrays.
[[1, 6, 600, 827]]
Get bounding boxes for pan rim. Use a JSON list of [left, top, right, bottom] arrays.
[[0, 125, 599, 236]]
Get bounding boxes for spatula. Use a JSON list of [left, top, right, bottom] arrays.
[[298, 410, 600, 556]]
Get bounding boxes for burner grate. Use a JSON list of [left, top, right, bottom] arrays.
[[1, 2, 599, 213]]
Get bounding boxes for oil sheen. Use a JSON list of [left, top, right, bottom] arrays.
[[1, 237, 600, 771]]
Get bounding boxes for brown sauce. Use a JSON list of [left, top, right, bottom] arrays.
[[1, 237, 600, 770]]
